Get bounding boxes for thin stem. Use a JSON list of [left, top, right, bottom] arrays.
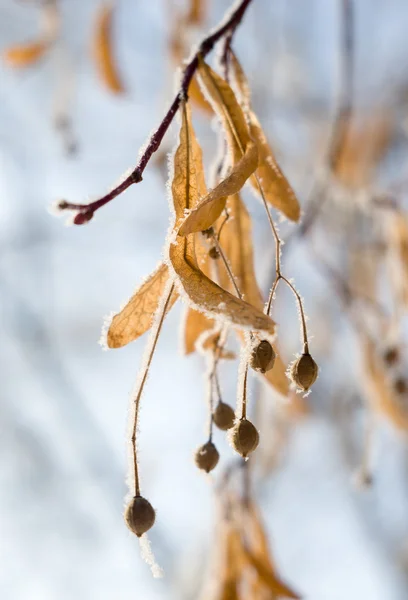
[[265, 275, 281, 316], [280, 275, 309, 353], [207, 364, 215, 441], [131, 282, 175, 496], [254, 174, 281, 278], [214, 369, 223, 404], [59, 0, 254, 223], [216, 208, 230, 241], [241, 363, 249, 419], [210, 231, 242, 299]]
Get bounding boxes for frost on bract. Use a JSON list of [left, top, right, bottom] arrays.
[[167, 102, 275, 335], [229, 51, 301, 222], [106, 262, 178, 348], [178, 59, 259, 235]]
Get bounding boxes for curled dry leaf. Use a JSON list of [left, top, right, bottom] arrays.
[[229, 51, 300, 222], [170, 229, 275, 333], [179, 142, 258, 235], [170, 229, 274, 334], [3, 41, 50, 68], [93, 2, 125, 94], [178, 59, 259, 235], [169, 102, 274, 335], [107, 263, 178, 348], [198, 59, 251, 162], [361, 335, 408, 431]]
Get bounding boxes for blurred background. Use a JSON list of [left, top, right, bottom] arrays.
[[2, 0, 408, 598]]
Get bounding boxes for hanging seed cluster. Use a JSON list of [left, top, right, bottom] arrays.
[[51, 0, 318, 553]]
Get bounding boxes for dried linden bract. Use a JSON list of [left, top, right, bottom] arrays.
[[213, 401, 235, 430], [230, 418, 259, 457], [250, 339, 275, 374], [290, 353, 318, 391], [124, 495, 156, 537], [195, 440, 219, 473]]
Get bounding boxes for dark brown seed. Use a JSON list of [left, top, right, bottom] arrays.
[[290, 353, 318, 391], [202, 227, 214, 239], [213, 401, 235, 430], [195, 441, 219, 473], [383, 347, 400, 366], [394, 377, 407, 395], [124, 495, 156, 537], [230, 418, 259, 457], [250, 339, 276, 373], [209, 246, 220, 260]]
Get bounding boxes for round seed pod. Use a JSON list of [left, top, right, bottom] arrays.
[[213, 401, 235, 430], [124, 495, 156, 537], [230, 418, 259, 457], [195, 441, 219, 473], [394, 377, 407, 395], [250, 339, 276, 374], [202, 227, 214, 239], [209, 246, 220, 260], [383, 346, 399, 366], [290, 353, 318, 391]]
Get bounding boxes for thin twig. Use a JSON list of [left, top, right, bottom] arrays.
[[58, 0, 254, 224]]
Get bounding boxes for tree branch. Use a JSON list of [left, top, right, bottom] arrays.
[[57, 0, 253, 224]]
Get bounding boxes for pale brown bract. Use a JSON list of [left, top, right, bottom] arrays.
[[178, 59, 259, 235], [92, 2, 125, 94], [168, 102, 275, 335], [107, 262, 178, 348], [229, 51, 301, 222]]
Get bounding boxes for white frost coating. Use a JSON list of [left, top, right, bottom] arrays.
[[99, 311, 115, 351], [112, 166, 133, 190], [99, 259, 168, 351], [139, 534, 164, 579], [47, 200, 67, 216]]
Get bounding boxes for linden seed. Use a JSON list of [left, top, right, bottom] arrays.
[[290, 353, 318, 391], [230, 418, 259, 458], [195, 441, 219, 473], [394, 377, 407, 395], [250, 339, 276, 374], [209, 246, 220, 260], [213, 401, 235, 430], [202, 227, 214, 239], [383, 347, 399, 366], [124, 495, 156, 537]]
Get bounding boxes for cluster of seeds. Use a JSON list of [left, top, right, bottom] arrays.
[[51, 0, 320, 547]]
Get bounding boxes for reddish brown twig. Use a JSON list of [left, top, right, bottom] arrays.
[[57, 0, 253, 225]]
